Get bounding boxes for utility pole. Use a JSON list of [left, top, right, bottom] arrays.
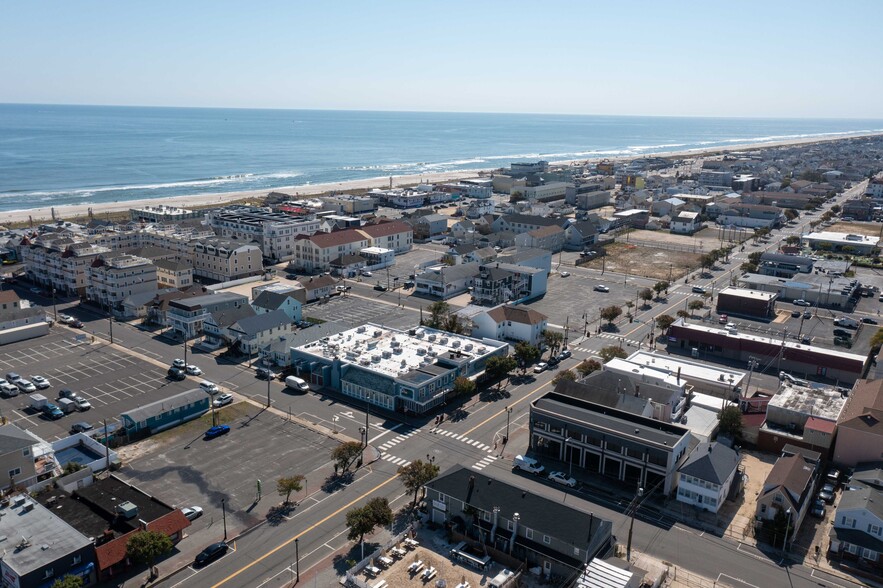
[[563, 316, 570, 349], [183, 335, 188, 366], [295, 538, 300, 583], [504, 406, 512, 444], [52, 288, 58, 323], [108, 309, 114, 345], [221, 498, 227, 540], [267, 369, 271, 408], [626, 484, 644, 562]]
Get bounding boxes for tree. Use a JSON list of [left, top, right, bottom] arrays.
[[513, 342, 541, 374], [653, 281, 670, 297], [541, 330, 564, 357], [784, 235, 800, 245], [638, 288, 653, 306], [740, 262, 758, 273], [126, 530, 173, 578], [398, 459, 441, 506], [747, 251, 762, 265], [276, 475, 305, 504], [346, 497, 394, 556], [676, 309, 691, 319], [718, 406, 743, 438], [551, 370, 577, 385], [509, 191, 526, 203], [63, 461, 85, 476], [688, 299, 705, 315], [870, 328, 883, 352], [830, 204, 841, 214], [485, 355, 517, 381], [598, 345, 627, 363], [700, 253, 717, 271], [332, 441, 364, 473], [576, 359, 602, 377], [599, 305, 622, 325], [655, 314, 676, 332], [365, 496, 394, 528], [452, 376, 476, 398], [52, 576, 83, 588], [784, 208, 800, 221]]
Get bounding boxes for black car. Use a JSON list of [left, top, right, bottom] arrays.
[[255, 367, 275, 380], [833, 329, 852, 338], [547, 357, 560, 368], [69, 319, 84, 328], [167, 367, 186, 381], [862, 317, 878, 324], [373, 284, 388, 291], [791, 310, 800, 318], [195, 542, 228, 566]]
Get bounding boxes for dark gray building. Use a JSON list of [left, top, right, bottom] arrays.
[[530, 392, 692, 494], [424, 465, 612, 580]]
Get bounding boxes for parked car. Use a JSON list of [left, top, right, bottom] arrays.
[[336, 285, 351, 292], [691, 286, 706, 294], [833, 329, 852, 338], [199, 381, 219, 395], [811, 499, 826, 518], [5, 372, 21, 384], [373, 283, 387, 291], [195, 542, 228, 566], [547, 357, 560, 368], [513, 455, 544, 474], [42, 404, 64, 420], [593, 285, 610, 293], [69, 319, 84, 328], [818, 487, 835, 504], [547, 471, 577, 488], [185, 364, 202, 376], [204, 425, 230, 439], [30, 375, 50, 389], [826, 468, 841, 486], [74, 397, 92, 411], [213, 393, 233, 408], [172, 358, 186, 368], [0, 382, 19, 397], [558, 349, 572, 360], [58, 314, 73, 324], [793, 299, 811, 307], [719, 314, 729, 323], [58, 388, 76, 399], [403, 280, 415, 288], [167, 367, 186, 381], [533, 362, 548, 373], [560, 271, 571, 277], [360, 270, 373, 277], [862, 318, 878, 325], [790, 310, 801, 318], [16, 379, 37, 393], [255, 367, 275, 380], [70, 422, 93, 434], [803, 311, 812, 319], [181, 506, 204, 521]]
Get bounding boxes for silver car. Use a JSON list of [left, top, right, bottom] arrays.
[[16, 379, 37, 393]]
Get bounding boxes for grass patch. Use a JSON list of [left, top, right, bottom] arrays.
[[303, 316, 326, 324], [150, 401, 253, 443]]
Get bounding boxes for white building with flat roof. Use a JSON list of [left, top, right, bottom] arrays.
[[624, 350, 746, 399], [802, 231, 880, 255], [289, 324, 509, 415]]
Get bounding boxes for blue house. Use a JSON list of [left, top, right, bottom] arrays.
[[120, 389, 209, 437]]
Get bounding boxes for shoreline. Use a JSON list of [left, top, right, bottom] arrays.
[[6, 130, 882, 225]]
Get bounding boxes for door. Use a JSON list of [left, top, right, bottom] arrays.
[[543, 560, 552, 577]]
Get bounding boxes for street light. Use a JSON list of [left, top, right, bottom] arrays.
[[221, 498, 227, 540], [504, 406, 512, 444], [782, 507, 793, 556], [295, 537, 300, 582]]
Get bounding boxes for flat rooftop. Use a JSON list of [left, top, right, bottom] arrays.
[[625, 350, 745, 387], [0, 498, 92, 576], [803, 231, 880, 246], [770, 381, 847, 421], [294, 324, 506, 378], [718, 286, 776, 302]]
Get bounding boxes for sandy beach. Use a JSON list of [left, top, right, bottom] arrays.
[[7, 131, 882, 225]]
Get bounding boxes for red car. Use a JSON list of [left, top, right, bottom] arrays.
[[718, 314, 728, 324]]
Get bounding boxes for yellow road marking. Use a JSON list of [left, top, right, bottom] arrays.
[[463, 379, 553, 437], [210, 474, 400, 588]]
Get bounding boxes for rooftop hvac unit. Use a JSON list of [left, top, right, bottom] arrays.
[[393, 347, 403, 354], [357, 326, 366, 333], [464, 343, 474, 351], [360, 358, 371, 366], [373, 330, 382, 337], [452, 340, 461, 348], [417, 348, 426, 355], [382, 350, 392, 358], [477, 347, 486, 354], [391, 340, 400, 348], [428, 334, 437, 342], [415, 330, 425, 338], [371, 354, 381, 363], [440, 337, 449, 344]]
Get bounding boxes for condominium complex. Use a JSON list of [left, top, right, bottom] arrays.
[[86, 254, 158, 309], [207, 206, 321, 262]]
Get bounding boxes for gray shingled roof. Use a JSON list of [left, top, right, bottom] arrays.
[[230, 309, 291, 338], [678, 442, 739, 485], [208, 304, 256, 329], [0, 423, 35, 454], [121, 389, 208, 424]]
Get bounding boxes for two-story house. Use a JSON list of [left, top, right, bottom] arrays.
[[424, 465, 612, 579], [251, 285, 305, 323], [227, 309, 293, 356], [1, 423, 38, 491], [755, 445, 820, 543], [467, 304, 548, 346], [829, 474, 883, 570], [676, 441, 741, 514], [166, 292, 249, 339]]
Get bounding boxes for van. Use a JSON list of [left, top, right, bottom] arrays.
[[199, 380, 219, 395], [833, 316, 859, 329], [512, 455, 544, 475], [285, 376, 310, 392]]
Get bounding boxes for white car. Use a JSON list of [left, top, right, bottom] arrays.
[[172, 358, 186, 368], [594, 285, 610, 293], [360, 270, 373, 277], [547, 471, 577, 488], [199, 380, 219, 395], [58, 314, 73, 324], [16, 379, 37, 393], [74, 397, 92, 411], [181, 506, 204, 521], [213, 393, 233, 408], [30, 375, 50, 389], [560, 271, 571, 277], [185, 365, 202, 376], [533, 362, 549, 373]]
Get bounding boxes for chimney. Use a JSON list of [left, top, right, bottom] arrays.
[[677, 367, 681, 383], [490, 506, 500, 543], [508, 513, 520, 554]]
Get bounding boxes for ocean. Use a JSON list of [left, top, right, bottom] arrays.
[[1, 103, 881, 213]]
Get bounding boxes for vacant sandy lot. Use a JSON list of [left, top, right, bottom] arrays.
[[826, 221, 882, 237], [582, 242, 702, 280]]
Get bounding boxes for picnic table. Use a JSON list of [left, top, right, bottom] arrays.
[[391, 547, 407, 558], [371, 580, 388, 588], [378, 555, 394, 567], [408, 560, 424, 574], [365, 565, 381, 577], [404, 537, 420, 549], [422, 566, 437, 581], [456, 583, 471, 588]]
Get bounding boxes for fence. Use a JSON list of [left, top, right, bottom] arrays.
[[623, 238, 705, 254], [345, 524, 417, 588]]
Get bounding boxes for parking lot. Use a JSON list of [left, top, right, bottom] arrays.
[[303, 293, 418, 330], [115, 403, 341, 540], [0, 332, 195, 440]]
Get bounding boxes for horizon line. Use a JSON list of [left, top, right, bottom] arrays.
[[2, 101, 882, 122]]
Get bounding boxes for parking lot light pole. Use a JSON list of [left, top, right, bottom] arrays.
[[267, 371, 271, 408], [52, 288, 57, 322], [221, 498, 227, 540], [108, 310, 113, 345], [183, 336, 188, 366], [295, 538, 300, 582]]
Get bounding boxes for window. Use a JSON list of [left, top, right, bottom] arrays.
[[43, 569, 55, 579], [869, 524, 881, 536], [573, 546, 580, 556], [543, 535, 551, 545], [525, 528, 533, 540], [72, 555, 82, 565], [482, 511, 490, 522], [507, 520, 514, 530], [8, 467, 21, 478]]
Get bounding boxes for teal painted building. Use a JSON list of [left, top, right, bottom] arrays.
[[120, 389, 209, 437]]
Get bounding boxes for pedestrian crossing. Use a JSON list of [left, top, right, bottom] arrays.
[[376, 427, 419, 452], [431, 428, 495, 453], [380, 454, 411, 467], [593, 332, 643, 347], [472, 455, 497, 471]]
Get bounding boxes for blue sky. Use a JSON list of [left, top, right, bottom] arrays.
[[2, 0, 882, 118]]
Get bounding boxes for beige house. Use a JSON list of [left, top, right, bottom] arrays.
[[357, 220, 414, 253], [833, 379, 883, 467], [293, 229, 370, 272], [154, 259, 194, 289], [755, 446, 820, 541], [86, 253, 158, 310], [192, 238, 263, 282], [0, 423, 38, 491]]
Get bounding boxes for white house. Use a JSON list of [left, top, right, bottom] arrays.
[[670, 211, 702, 235], [251, 284, 305, 323], [228, 309, 294, 356], [676, 442, 740, 514], [468, 304, 548, 346], [829, 470, 883, 568]]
